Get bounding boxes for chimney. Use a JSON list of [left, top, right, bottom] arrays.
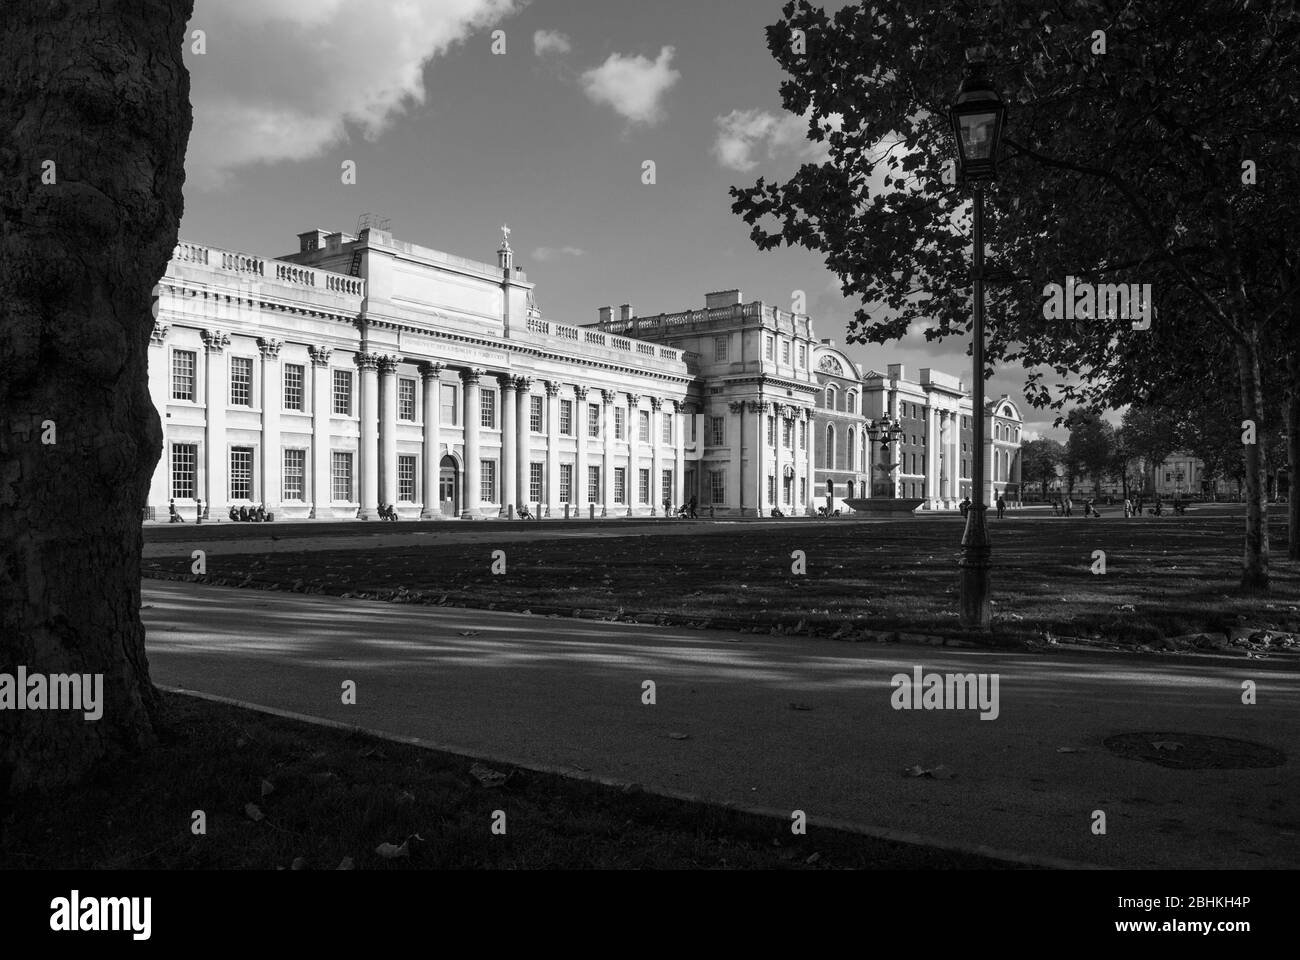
[[598, 306, 612, 326], [619, 303, 634, 322], [887, 363, 904, 380], [705, 289, 743, 310]]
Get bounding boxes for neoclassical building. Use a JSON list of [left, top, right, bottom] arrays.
[[147, 224, 1021, 520]]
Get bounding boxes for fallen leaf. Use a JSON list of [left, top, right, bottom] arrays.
[[337, 857, 355, 870], [375, 841, 410, 859], [667, 732, 691, 740], [244, 802, 265, 822], [458, 630, 481, 637], [261, 779, 275, 797], [1056, 747, 1084, 753], [805, 852, 821, 865], [291, 857, 307, 870], [788, 702, 813, 711]]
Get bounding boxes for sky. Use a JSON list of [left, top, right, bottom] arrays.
[[179, 0, 1061, 439]]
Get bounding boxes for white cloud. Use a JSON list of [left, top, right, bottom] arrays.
[[186, 0, 522, 189], [711, 107, 840, 172], [531, 246, 586, 261], [581, 46, 680, 127], [533, 29, 572, 56]]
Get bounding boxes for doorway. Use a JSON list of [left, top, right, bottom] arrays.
[[439, 455, 459, 518]]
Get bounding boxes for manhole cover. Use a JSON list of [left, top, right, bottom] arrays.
[[1104, 732, 1285, 770]]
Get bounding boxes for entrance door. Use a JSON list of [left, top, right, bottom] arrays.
[[439, 456, 459, 517]]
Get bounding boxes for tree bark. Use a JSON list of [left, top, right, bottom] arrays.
[[0, 1, 193, 795], [1234, 334, 1270, 592], [1287, 349, 1300, 561]]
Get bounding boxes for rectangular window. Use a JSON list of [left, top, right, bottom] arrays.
[[782, 340, 791, 365], [529, 462, 544, 503], [587, 465, 600, 503], [767, 416, 776, 447], [480, 388, 497, 429], [588, 403, 600, 438], [331, 451, 353, 501], [171, 443, 197, 499], [638, 468, 650, 504], [639, 410, 650, 442], [283, 449, 305, 501], [710, 416, 725, 447], [399, 378, 416, 421], [714, 336, 729, 362], [661, 469, 673, 505], [171, 350, 196, 401], [560, 399, 573, 436], [615, 407, 626, 440], [481, 459, 497, 502], [800, 420, 807, 450], [283, 363, 304, 411], [230, 357, 253, 407], [333, 370, 353, 416], [440, 383, 457, 425], [798, 344, 807, 368], [662, 412, 673, 444], [783, 419, 794, 449], [709, 470, 726, 505], [530, 395, 544, 433], [767, 475, 776, 504], [398, 454, 416, 502], [614, 467, 626, 504], [765, 335, 775, 361], [799, 477, 807, 505], [230, 447, 254, 501], [559, 463, 573, 503]]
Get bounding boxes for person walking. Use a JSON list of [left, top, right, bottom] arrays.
[[1064, 496, 1073, 517], [687, 494, 698, 519], [995, 494, 1006, 519]]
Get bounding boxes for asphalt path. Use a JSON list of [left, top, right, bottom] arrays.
[[142, 578, 1299, 869]]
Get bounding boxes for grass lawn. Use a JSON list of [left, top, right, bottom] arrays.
[[0, 692, 1020, 870], [144, 513, 1300, 647]]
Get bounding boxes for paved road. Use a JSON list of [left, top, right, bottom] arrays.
[[142, 579, 1299, 869]]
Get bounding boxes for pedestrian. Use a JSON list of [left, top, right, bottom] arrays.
[[1052, 498, 1060, 516], [995, 494, 1006, 519], [960, 496, 971, 516], [688, 494, 698, 519], [1064, 497, 1073, 517], [168, 498, 184, 523], [195, 497, 203, 525], [1123, 497, 1132, 518]]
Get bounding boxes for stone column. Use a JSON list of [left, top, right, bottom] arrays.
[[805, 408, 816, 514], [379, 355, 398, 511], [952, 414, 963, 504], [147, 322, 170, 514], [748, 401, 769, 516], [601, 389, 617, 516], [201, 329, 230, 518], [681, 400, 691, 509], [356, 353, 380, 520], [500, 374, 518, 516], [516, 377, 533, 514], [574, 386, 589, 515], [309, 346, 332, 518], [419, 362, 444, 518], [257, 338, 283, 513], [545, 380, 561, 516], [627, 394, 640, 516], [461, 368, 483, 518], [927, 405, 942, 506], [939, 410, 952, 502], [650, 397, 663, 515]]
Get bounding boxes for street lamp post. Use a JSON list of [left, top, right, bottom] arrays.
[[866, 417, 904, 498], [948, 51, 1006, 632]]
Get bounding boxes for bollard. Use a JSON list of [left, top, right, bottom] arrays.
[[589, 504, 595, 520], [508, 504, 514, 520]]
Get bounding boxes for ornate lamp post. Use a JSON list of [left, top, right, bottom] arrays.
[[948, 50, 1006, 631], [866, 417, 904, 498]]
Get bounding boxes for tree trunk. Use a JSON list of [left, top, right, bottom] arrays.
[[0, 1, 193, 795], [1234, 335, 1270, 592], [1287, 349, 1300, 560]]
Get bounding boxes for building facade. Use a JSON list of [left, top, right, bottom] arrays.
[[147, 226, 1021, 520]]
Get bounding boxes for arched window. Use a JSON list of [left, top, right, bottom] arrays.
[[847, 427, 855, 472], [847, 392, 856, 414], [825, 424, 835, 469], [860, 432, 866, 473], [825, 384, 837, 411]]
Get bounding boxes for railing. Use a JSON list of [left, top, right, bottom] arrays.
[[524, 318, 682, 363], [611, 336, 630, 351], [637, 343, 655, 356], [172, 240, 365, 298], [584, 330, 606, 346], [555, 324, 579, 341], [526, 317, 550, 334]]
